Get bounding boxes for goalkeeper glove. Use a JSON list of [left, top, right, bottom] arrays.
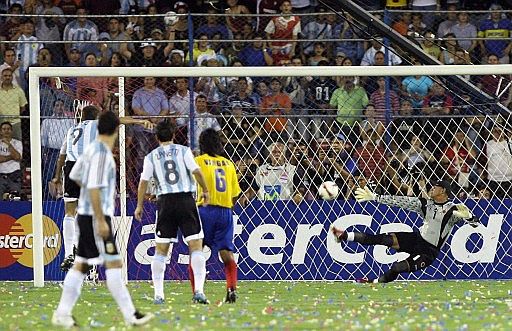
[[354, 186, 376, 202], [453, 204, 473, 219]]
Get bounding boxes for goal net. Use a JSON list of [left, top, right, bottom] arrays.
[[29, 65, 512, 285]]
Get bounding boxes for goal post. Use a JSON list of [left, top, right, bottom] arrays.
[[29, 65, 512, 286]]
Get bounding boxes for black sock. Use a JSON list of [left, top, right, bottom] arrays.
[[353, 233, 394, 247]]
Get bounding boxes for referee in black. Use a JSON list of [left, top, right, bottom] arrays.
[[332, 180, 479, 283]]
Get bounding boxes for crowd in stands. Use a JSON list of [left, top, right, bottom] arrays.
[[0, 0, 511, 201]]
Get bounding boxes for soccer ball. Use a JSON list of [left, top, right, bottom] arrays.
[[164, 11, 179, 26], [318, 181, 339, 200]]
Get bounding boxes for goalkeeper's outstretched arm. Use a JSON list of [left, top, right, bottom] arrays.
[[452, 204, 480, 227], [355, 187, 426, 216]]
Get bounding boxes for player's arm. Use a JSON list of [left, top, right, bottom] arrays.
[[69, 156, 84, 187], [119, 116, 154, 130], [452, 204, 479, 227], [89, 188, 109, 239], [355, 186, 426, 215], [192, 169, 209, 206], [134, 156, 153, 221]]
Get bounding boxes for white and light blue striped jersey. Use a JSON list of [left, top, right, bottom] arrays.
[[140, 144, 199, 196], [16, 35, 43, 70], [63, 19, 99, 50], [70, 141, 116, 217], [62, 120, 98, 162]]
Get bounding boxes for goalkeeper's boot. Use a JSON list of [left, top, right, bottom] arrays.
[[330, 226, 347, 242], [225, 288, 237, 303], [52, 312, 79, 329], [60, 255, 75, 272], [125, 310, 154, 326], [192, 291, 210, 304]]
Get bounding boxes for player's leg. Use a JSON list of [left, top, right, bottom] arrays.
[[61, 200, 78, 271], [215, 207, 238, 303], [376, 252, 436, 283], [188, 238, 208, 304], [151, 243, 170, 303], [331, 226, 398, 249], [100, 216, 153, 326], [220, 250, 238, 303]]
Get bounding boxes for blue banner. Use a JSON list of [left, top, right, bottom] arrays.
[[1, 199, 511, 281]]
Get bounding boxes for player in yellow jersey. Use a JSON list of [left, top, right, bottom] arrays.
[[195, 128, 241, 303]]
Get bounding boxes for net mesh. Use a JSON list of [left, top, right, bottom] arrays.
[[37, 69, 512, 281]]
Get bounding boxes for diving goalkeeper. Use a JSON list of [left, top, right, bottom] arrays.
[[331, 180, 479, 283]]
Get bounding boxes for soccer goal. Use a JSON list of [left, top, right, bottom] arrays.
[[29, 65, 512, 286]]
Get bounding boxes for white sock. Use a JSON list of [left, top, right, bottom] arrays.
[[151, 254, 166, 299], [106, 268, 136, 320], [62, 216, 75, 257], [190, 251, 206, 294], [55, 269, 85, 316], [346, 232, 355, 242]]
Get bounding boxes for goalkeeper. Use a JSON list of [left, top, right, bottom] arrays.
[[331, 180, 479, 283]]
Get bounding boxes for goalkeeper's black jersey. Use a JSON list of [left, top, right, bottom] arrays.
[[376, 195, 472, 249]]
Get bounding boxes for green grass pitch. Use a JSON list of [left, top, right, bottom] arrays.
[[0, 280, 511, 330]]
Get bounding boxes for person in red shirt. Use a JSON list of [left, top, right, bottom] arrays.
[[264, 0, 301, 64], [260, 78, 291, 142]]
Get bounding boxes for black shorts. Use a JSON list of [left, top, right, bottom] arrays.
[[156, 192, 203, 243], [394, 232, 439, 271], [63, 161, 80, 201], [75, 214, 119, 265]]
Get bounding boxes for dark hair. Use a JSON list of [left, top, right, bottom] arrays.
[[155, 120, 175, 142], [97, 111, 119, 135], [0, 121, 13, 129], [196, 94, 207, 102], [82, 105, 99, 120], [3, 48, 15, 57], [199, 128, 223, 156]]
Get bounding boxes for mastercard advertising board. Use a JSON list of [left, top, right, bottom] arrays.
[[0, 201, 63, 280]]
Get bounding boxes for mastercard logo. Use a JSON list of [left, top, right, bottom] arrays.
[[0, 213, 61, 268]]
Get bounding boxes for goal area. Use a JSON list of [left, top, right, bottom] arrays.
[[28, 65, 512, 286]]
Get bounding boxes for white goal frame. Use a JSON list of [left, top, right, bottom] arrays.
[[29, 64, 512, 286]]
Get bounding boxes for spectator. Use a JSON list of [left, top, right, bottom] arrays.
[[477, 53, 512, 107], [35, 0, 65, 65], [332, 14, 365, 64], [0, 48, 21, 86], [422, 82, 452, 117], [306, 61, 337, 139], [478, 4, 512, 64], [143, 4, 165, 36], [0, 4, 24, 47], [329, 76, 369, 143], [169, 1, 190, 52], [391, 12, 411, 36], [224, 77, 257, 115], [307, 42, 329, 66], [125, 38, 164, 66], [407, 12, 426, 37], [353, 129, 387, 189], [438, 33, 465, 64], [195, 8, 230, 39], [0, 121, 22, 200], [301, 7, 334, 56], [76, 53, 109, 109], [103, 17, 131, 55], [251, 79, 269, 107], [283, 57, 309, 140], [370, 76, 400, 123], [166, 49, 185, 67], [447, 11, 477, 54], [62, 6, 99, 55], [188, 94, 221, 152], [14, 19, 43, 87], [238, 34, 273, 66], [226, 0, 251, 35], [185, 33, 216, 64], [265, 0, 301, 64], [65, 47, 81, 66], [421, 81, 453, 152], [288, 139, 316, 200], [194, 56, 227, 113], [56, 0, 79, 15], [441, 129, 477, 194], [419, 30, 440, 59], [40, 99, 74, 198], [390, 99, 421, 152], [360, 39, 402, 66], [257, 0, 284, 32], [235, 155, 259, 204], [410, 0, 438, 29], [401, 60, 434, 109], [437, 4, 458, 38], [484, 124, 512, 198], [359, 104, 385, 145], [125, 8, 144, 42], [223, 102, 261, 160], [260, 77, 292, 142], [0, 68, 26, 140]]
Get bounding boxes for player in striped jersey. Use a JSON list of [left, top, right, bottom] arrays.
[[52, 111, 153, 328], [195, 129, 241, 303], [134, 121, 211, 304], [332, 180, 480, 283], [53, 105, 153, 271]]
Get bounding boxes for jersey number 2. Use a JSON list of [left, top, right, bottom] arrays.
[[215, 168, 226, 192], [164, 160, 180, 184]]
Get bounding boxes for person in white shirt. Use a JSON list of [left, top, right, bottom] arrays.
[[360, 40, 402, 66], [0, 48, 22, 86], [485, 124, 512, 198], [188, 94, 221, 152], [0, 121, 22, 200]]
